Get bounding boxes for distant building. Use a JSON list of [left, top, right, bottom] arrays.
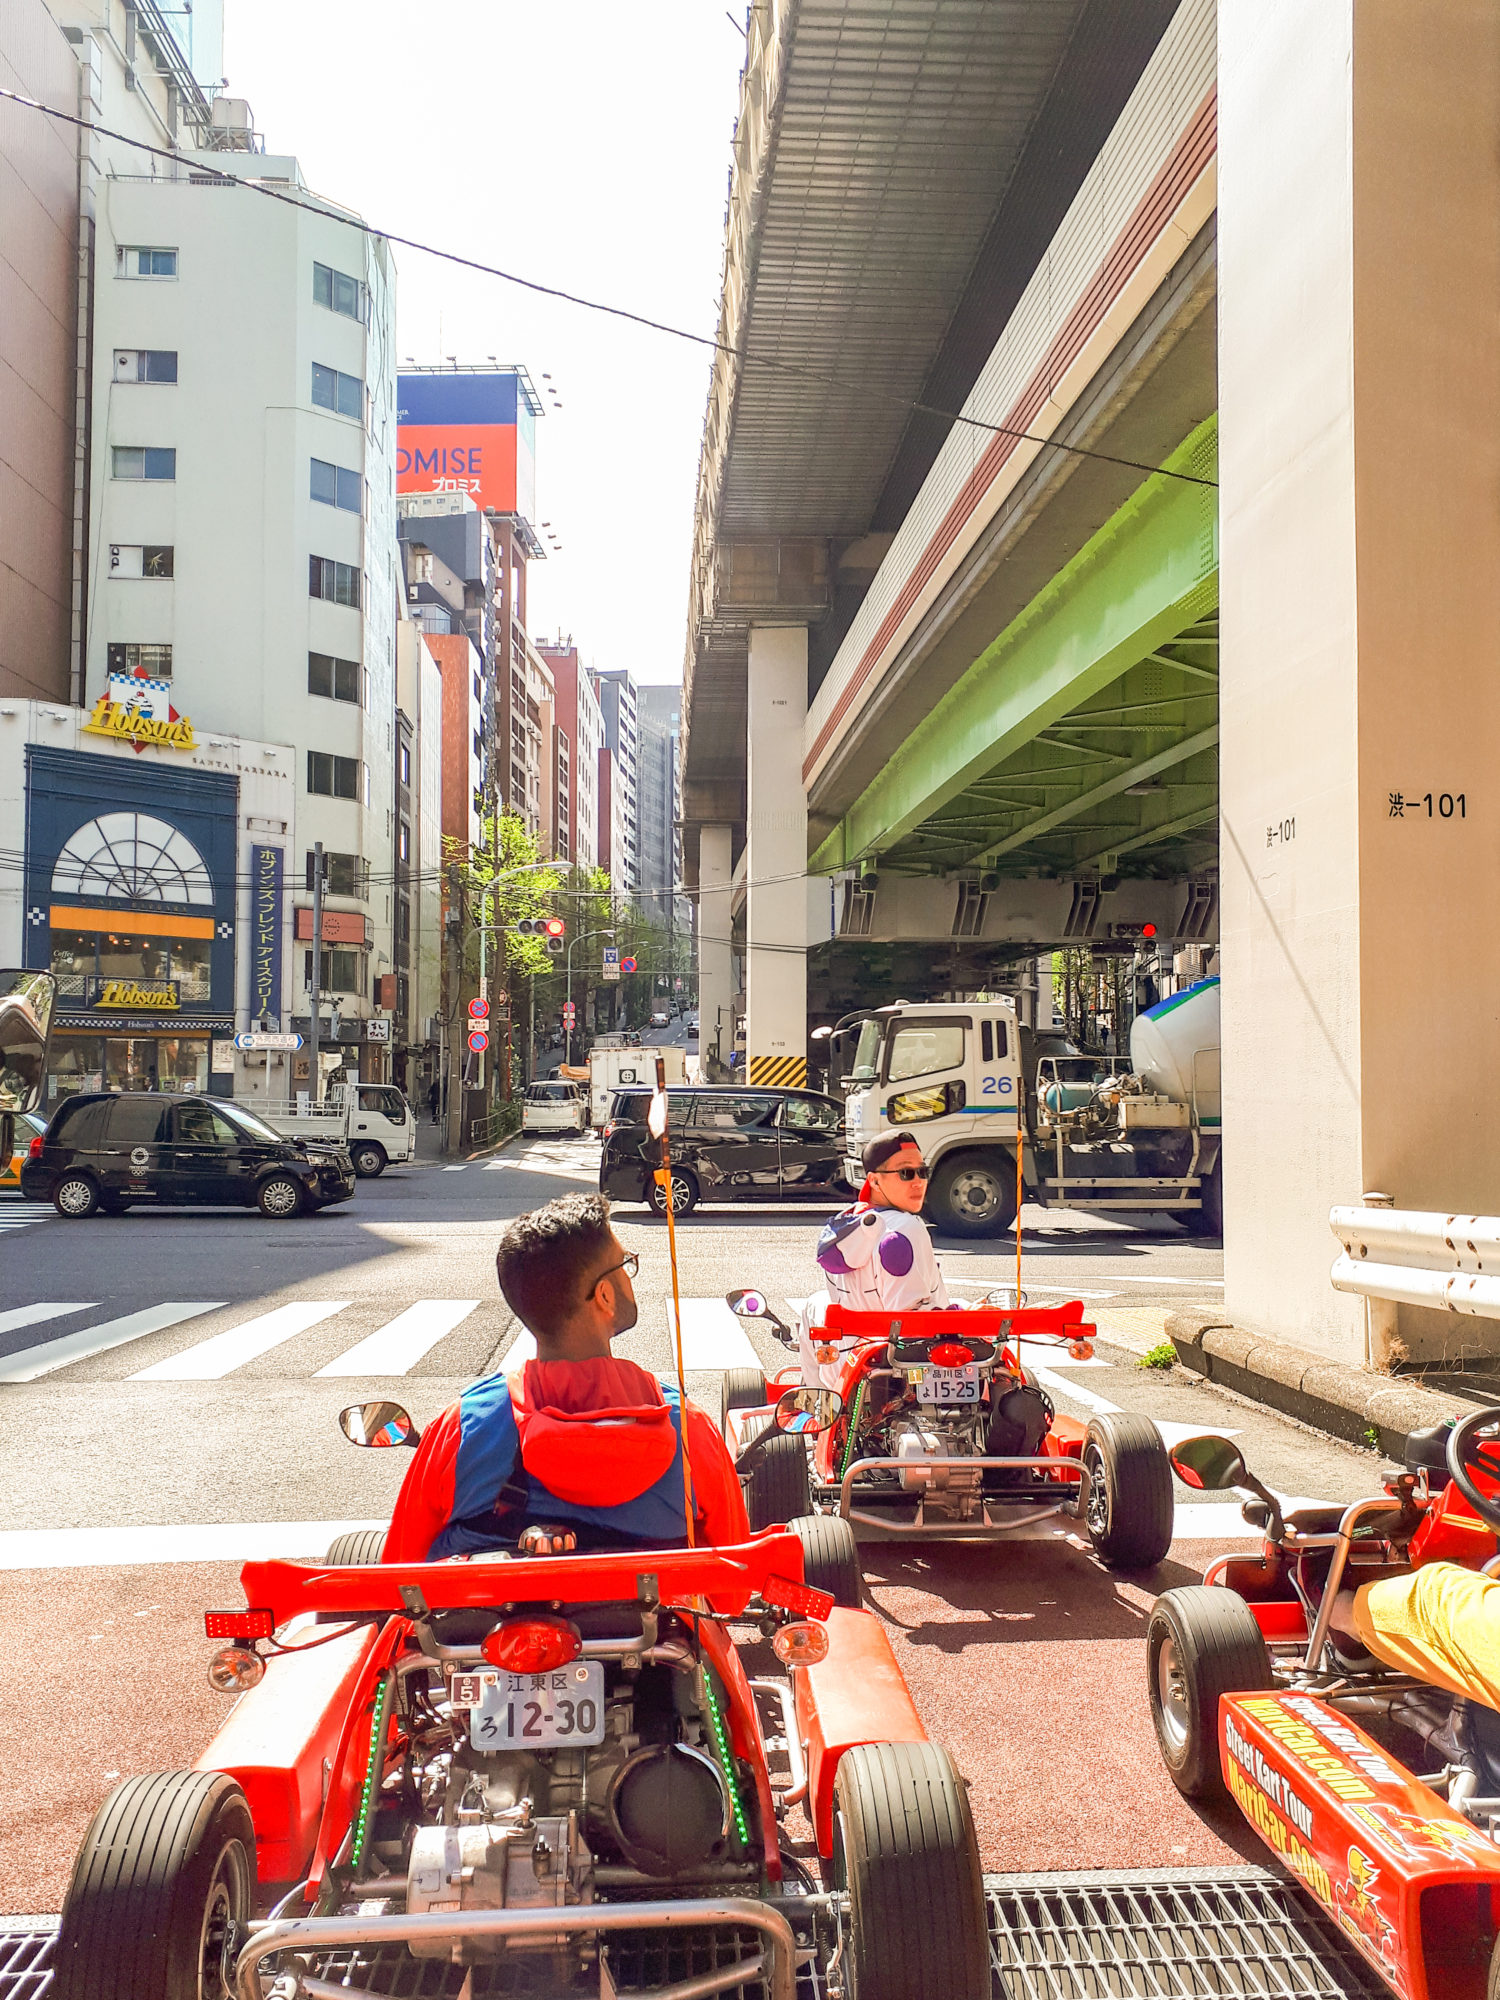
[[636, 683, 687, 928], [591, 669, 639, 895], [538, 640, 602, 870]]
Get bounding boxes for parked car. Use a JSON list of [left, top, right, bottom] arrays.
[[1, 1109, 47, 1193], [521, 1079, 588, 1136], [599, 1085, 848, 1215], [20, 1091, 355, 1218]]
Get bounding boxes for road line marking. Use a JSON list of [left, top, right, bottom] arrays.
[[499, 1329, 537, 1368], [315, 1299, 481, 1377], [442, 1164, 468, 1172], [0, 1518, 388, 1570], [0, 1303, 226, 1384], [1013, 1338, 1106, 1371], [1155, 1419, 1240, 1448], [131, 1301, 350, 1380], [1029, 1365, 1119, 1415], [1172, 1503, 1260, 1543], [944, 1277, 1119, 1300], [0, 1304, 94, 1343], [668, 1299, 759, 1371]]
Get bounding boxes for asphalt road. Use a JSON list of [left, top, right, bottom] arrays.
[[0, 1133, 1385, 1912]]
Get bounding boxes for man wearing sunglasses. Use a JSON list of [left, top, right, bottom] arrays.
[[383, 1191, 747, 1561], [796, 1130, 955, 1388]]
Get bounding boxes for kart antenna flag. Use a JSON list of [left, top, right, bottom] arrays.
[[654, 1054, 698, 1545]]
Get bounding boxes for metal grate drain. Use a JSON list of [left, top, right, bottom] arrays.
[[986, 1869, 1389, 1999], [0, 1873, 1383, 2000]]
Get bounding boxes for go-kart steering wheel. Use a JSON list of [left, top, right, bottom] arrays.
[[1445, 1408, 1500, 1529]]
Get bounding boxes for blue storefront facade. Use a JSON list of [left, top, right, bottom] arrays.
[[23, 745, 240, 1099]]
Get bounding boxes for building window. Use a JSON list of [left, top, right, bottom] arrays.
[[311, 362, 363, 419], [113, 349, 178, 383], [308, 651, 360, 703], [106, 642, 173, 678], [310, 458, 362, 514], [397, 897, 411, 944], [398, 820, 411, 862], [307, 851, 368, 898], [313, 261, 366, 322], [309, 556, 360, 607], [305, 946, 365, 994], [109, 544, 174, 579], [398, 744, 411, 786], [112, 446, 175, 481], [307, 751, 362, 800], [118, 246, 177, 279]]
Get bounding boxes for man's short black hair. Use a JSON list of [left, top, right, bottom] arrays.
[[495, 1191, 616, 1337]]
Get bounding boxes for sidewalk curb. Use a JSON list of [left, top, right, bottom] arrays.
[[1167, 1308, 1475, 1456], [466, 1127, 522, 1163]]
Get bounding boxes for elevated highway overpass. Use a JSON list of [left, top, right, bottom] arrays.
[[682, 0, 1500, 1370]]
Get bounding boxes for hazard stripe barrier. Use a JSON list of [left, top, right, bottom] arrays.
[[748, 1055, 807, 1088]]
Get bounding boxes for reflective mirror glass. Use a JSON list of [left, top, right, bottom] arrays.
[[340, 1400, 417, 1449], [1169, 1433, 1248, 1492], [775, 1387, 844, 1436], [0, 971, 55, 1115], [727, 1289, 767, 1318]]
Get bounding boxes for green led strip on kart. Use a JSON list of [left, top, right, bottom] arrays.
[[700, 1669, 750, 1850], [349, 1670, 394, 1873], [839, 1380, 867, 1483]]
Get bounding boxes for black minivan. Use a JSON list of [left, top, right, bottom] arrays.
[[599, 1086, 848, 1216], [21, 1092, 356, 1219]]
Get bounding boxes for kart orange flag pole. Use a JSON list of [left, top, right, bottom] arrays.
[[1014, 1128, 1024, 1306], [650, 1055, 698, 1546]]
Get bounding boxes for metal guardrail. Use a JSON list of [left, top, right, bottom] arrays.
[[1330, 1201, 1500, 1317]]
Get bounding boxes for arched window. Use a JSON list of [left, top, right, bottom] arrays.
[[50, 812, 213, 906]]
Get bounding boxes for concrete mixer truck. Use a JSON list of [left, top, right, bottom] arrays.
[[840, 977, 1221, 1238]]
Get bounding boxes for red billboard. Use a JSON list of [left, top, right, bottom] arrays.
[[396, 370, 538, 524]]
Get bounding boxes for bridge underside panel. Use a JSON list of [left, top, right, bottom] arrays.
[[809, 421, 1219, 882]]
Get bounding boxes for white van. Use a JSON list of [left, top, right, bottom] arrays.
[[522, 1079, 588, 1136]]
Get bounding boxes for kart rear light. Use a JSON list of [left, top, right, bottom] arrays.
[[27, 1135, 43, 1160], [772, 1620, 829, 1667], [205, 1608, 275, 1641], [929, 1341, 973, 1368], [482, 1615, 582, 1675], [207, 1645, 265, 1693], [1068, 1338, 1095, 1360], [761, 1573, 835, 1621]]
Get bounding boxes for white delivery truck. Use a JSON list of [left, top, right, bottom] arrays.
[[587, 1044, 687, 1131], [254, 1082, 416, 1178], [841, 977, 1221, 1237]]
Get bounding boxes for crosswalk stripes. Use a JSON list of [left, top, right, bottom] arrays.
[[0, 1303, 95, 1340], [0, 1303, 226, 1385], [132, 1301, 351, 1381], [667, 1298, 760, 1371], [315, 1300, 480, 1378]]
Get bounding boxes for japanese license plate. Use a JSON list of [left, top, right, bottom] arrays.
[[466, 1661, 605, 1751], [915, 1363, 981, 1404]]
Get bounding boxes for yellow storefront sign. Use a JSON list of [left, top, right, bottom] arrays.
[[82, 691, 197, 753], [98, 981, 180, 1011]]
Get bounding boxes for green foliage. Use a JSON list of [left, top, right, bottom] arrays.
[[1138, 1341, 1177, 1371], [1362, 1423, 1381, 1452]]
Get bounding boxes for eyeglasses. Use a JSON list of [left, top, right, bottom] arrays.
[[876, 1164, 929, 1182], [590, 1251, 640, 1295]]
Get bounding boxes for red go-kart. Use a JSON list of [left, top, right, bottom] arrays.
[[1147, 1412, 1500, 2000], [50, 1396, 991, 2000], [722, 1291, 1173, 1568]]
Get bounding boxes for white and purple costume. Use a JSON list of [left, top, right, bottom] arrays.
[[797, 1202, 951, 1387]]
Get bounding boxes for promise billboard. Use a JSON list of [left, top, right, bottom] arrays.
[[396, 370, 537, 525]]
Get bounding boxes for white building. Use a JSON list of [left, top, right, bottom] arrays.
[[592, 668, 639, 894], [570, 665, 603, 872], [84, 144, 399, 1089]]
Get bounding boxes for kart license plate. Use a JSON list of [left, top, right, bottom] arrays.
[[916, 1363, 981, 1404], [468, 1661, 605, 1751]]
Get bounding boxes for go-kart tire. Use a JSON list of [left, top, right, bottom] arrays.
[[745, 1432, 811, 1531], [53, 1770, 254, 2000], [646, 1165, 698, 1217], [834, 1742, 988, 2000], [926, 1149, 1016, 1239], [1148, 1585, 1272, 1799], [323, 1527, 389, 1566], [789, 1513, 862, 1609], [1082, 1412, 1174, 1569], [723, 1367, 768, 1421]]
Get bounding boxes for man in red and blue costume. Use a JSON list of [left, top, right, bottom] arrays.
[[384, 1192, 747, 1561]]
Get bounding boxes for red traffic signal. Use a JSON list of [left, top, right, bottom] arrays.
[[545, 917, 566, 938], [1141, 923, 1157, 939]]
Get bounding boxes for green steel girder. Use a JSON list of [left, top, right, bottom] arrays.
[[807, 417, 1218, 877]]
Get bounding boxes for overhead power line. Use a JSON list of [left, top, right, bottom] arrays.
[[0, 86, 1217, 492]]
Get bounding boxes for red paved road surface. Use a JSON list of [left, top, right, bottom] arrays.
[[0, 1532, 1256, 1914]]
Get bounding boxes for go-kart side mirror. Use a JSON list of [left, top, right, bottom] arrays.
[[1170, 1433, 1249, 1492], [727, 1289, 767, 1317], [340, 1401, 421, 1450], [775, 1387, 843, 1437]]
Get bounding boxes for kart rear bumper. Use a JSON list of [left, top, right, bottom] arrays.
[[831, 1454, 1091, 1539]]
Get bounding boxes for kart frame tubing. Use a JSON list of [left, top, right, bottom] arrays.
[[836, 1454, 1089, 1536], [237, 1897, 799, 2000]]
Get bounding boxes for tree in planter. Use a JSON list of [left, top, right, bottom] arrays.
[[445, 815, 559, 1100]]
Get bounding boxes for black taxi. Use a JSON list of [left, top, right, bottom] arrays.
[[20, 1091, 356, 1219], [599, 1085, 848, 1216]]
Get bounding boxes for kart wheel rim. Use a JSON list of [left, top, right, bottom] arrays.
[[1083, 1442, 1109, 1538], [198, 1841, 248, 2000], [262, 1180, 298, 1217], [949, 1165, 1003, 1221], [57, 1179, 92, 1215], [1155, 1632, 1191, 1752]]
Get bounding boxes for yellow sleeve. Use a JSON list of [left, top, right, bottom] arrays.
[[1353, 1561, 1500, 1707]]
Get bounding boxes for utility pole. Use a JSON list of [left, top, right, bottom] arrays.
[[309, 841, 325, 1106]]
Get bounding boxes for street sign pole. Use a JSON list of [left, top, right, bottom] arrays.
[[309, 841, 324, 1106]]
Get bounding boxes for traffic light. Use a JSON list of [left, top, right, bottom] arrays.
[[545, 916, 565, 957]]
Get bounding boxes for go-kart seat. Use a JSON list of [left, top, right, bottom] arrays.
[[1404, 1422, 1453, 1489]]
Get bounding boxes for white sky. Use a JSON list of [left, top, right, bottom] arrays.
[[223, 3, 748, 686]]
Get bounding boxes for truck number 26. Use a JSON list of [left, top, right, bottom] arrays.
[[980, 1076, 1014, 1095]]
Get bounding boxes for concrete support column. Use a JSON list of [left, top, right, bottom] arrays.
[[697, 823, 735, 1079], [746, 625, 808, 1088], [1220, 0, 1500, 1365]]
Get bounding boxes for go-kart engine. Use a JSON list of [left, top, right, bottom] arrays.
[[406, 1812, 593, 1963], [892, 1415, 983, 1515]]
